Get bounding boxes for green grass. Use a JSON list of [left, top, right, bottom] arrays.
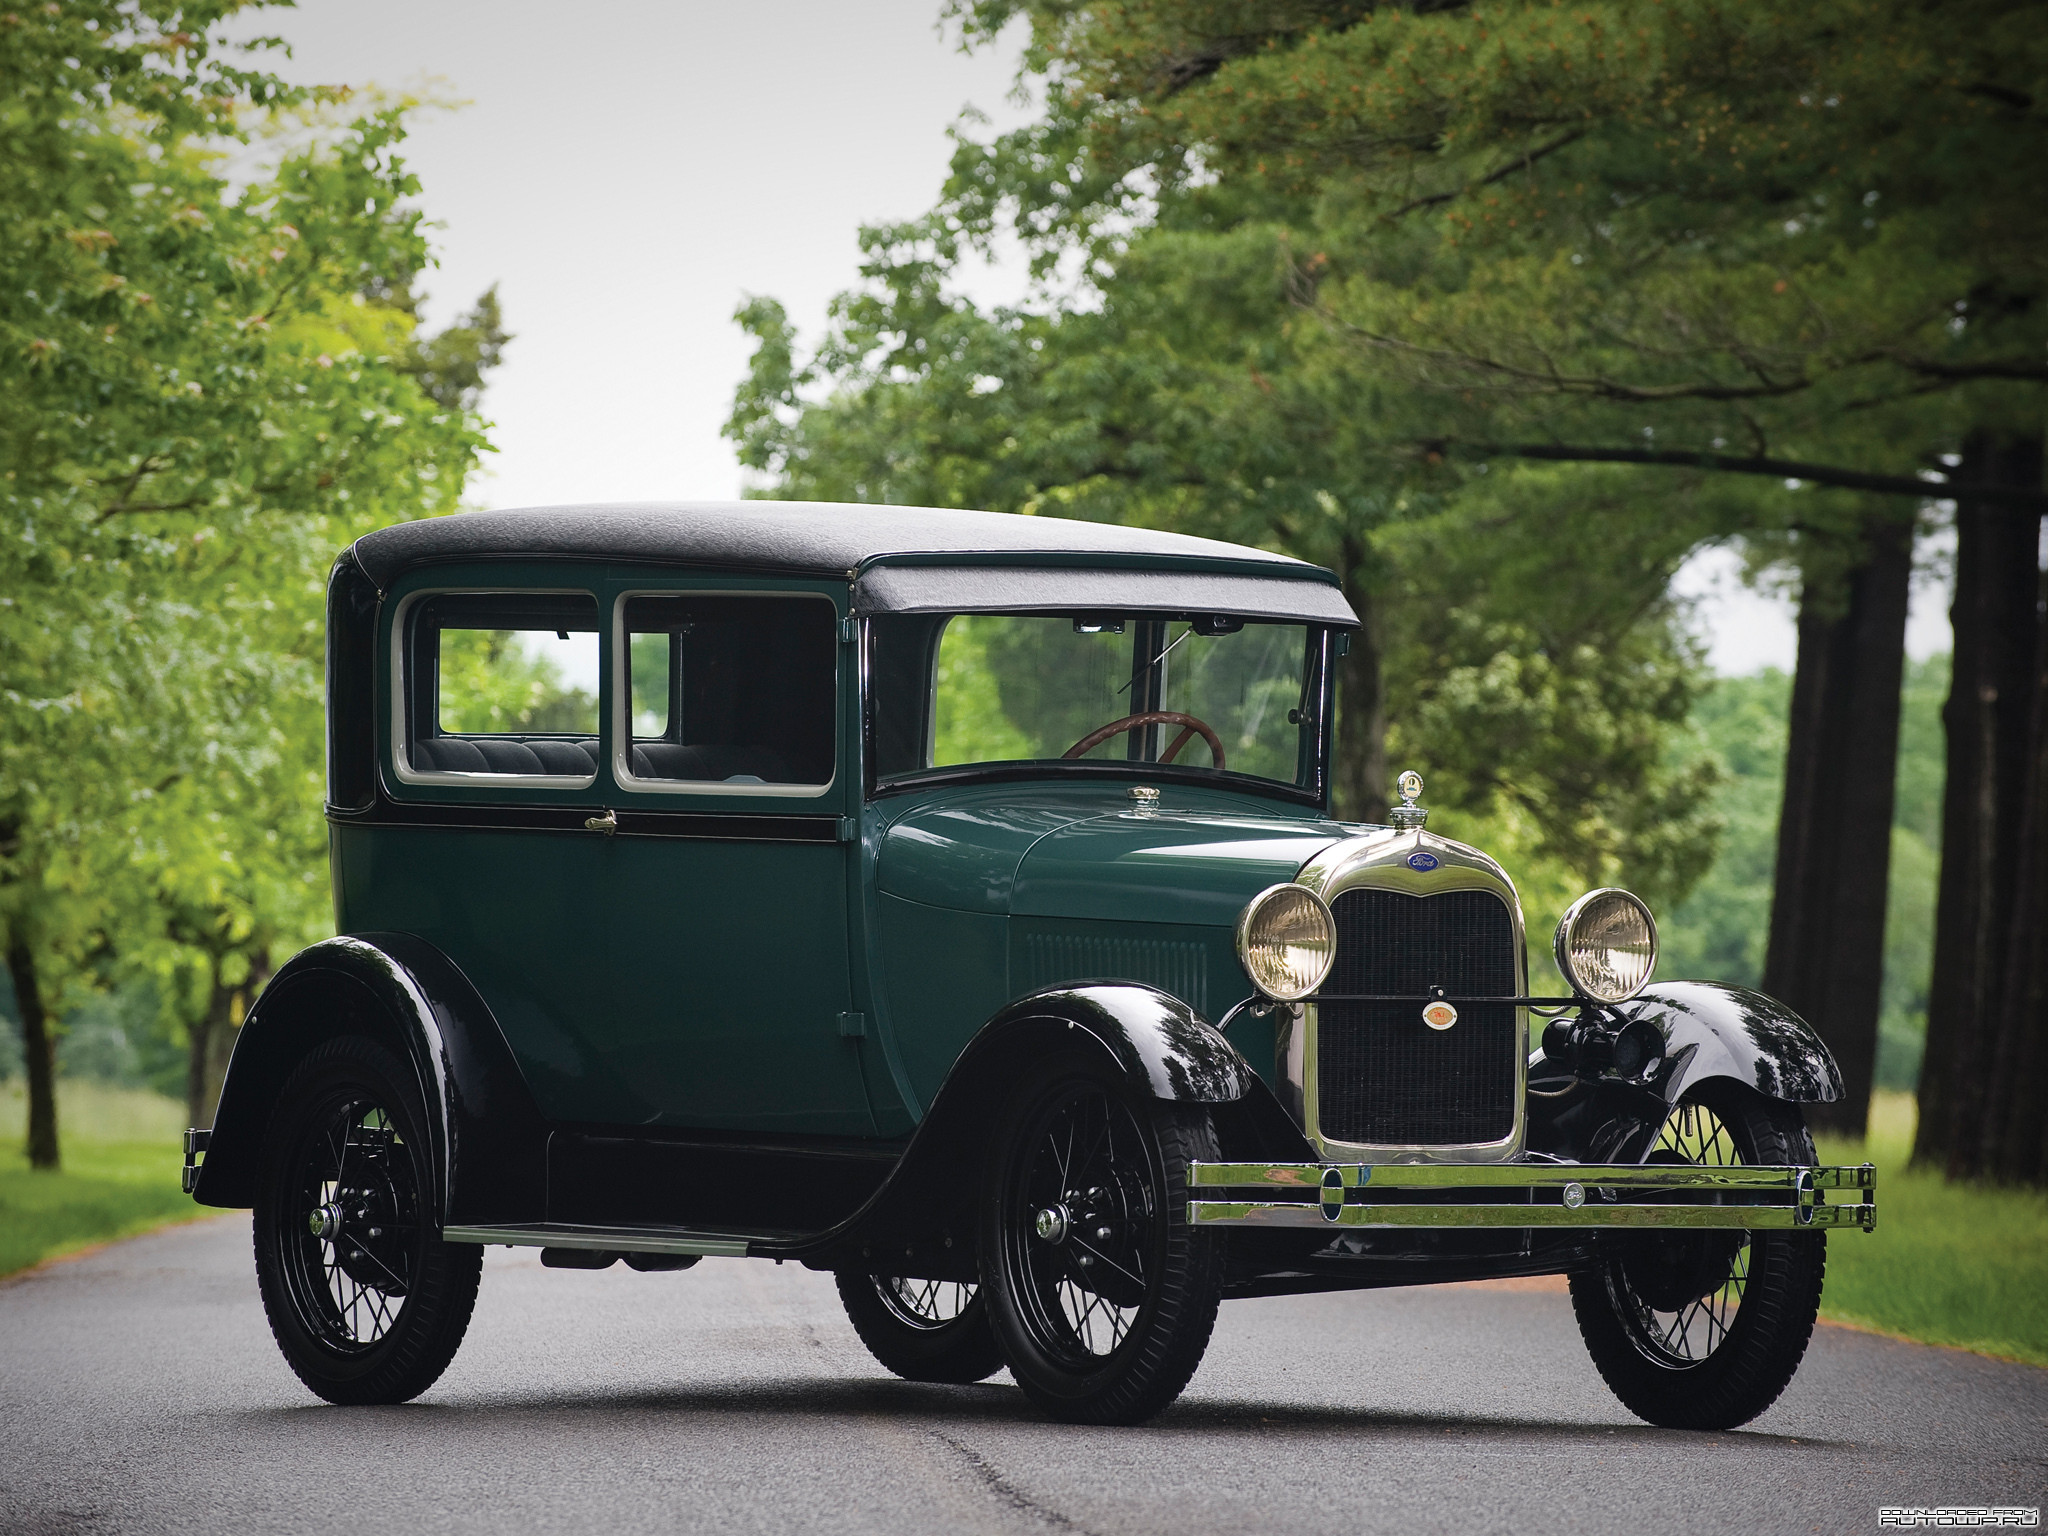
[[1816, 1091, 2048, 1366], [0, 1080, 214, 1279]]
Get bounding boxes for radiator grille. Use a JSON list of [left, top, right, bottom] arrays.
[[1316, 887, 1519, 1146]]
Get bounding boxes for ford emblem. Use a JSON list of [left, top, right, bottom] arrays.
[[1407, 851, 1440, 871]]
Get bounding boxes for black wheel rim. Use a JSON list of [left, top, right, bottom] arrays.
[[1608, 1100, 1753, 1368], [872, 1277, 976, 1331], [1003, 1080, 1160, 1365], [277, 1092, 424, 1354]]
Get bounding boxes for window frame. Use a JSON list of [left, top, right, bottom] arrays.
[[609, 587, 841, 800], [861, 611, 1338, 811], [387, 586, 603, 792]]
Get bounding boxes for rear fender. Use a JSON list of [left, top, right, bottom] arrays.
[[192, 933, 547, 1225]]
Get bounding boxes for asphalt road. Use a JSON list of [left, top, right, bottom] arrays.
[[2, 1215, 2043, 1536]]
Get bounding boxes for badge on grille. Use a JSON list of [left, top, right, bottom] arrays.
[[1407, 851, 1439, 871], [1421, 999, 1459, 1030]]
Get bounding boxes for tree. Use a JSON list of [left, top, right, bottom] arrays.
[[1916, 437, 2046, 1180], [0, 2, 498, 1164], [1761, 506, 1915, 1132]]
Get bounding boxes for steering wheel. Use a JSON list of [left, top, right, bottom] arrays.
[[1063, 710, 1226, 770]]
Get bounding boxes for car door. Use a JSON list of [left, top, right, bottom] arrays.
[[344, 573, 635, 1125], [598, 578, 874, 1136]]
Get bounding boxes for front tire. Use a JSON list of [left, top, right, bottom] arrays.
[[1570, 1082, 1826, 1430], [978, 1055, 1223, 1425], [253, 1036, 482, 1405], [835, 1273, 1004, 1383]]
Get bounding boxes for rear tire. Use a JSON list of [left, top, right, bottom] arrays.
[[252, 1036, 482, 1405], [978, 1054, 1223, 1425], [1570, 1081, 1826, 1430], [835, 1272, 1004, 1383]]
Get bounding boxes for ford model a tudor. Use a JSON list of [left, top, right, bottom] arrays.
[[185, 502, 1873, 1427]]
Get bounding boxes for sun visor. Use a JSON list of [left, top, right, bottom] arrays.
[[853, 565, 1358, 625]]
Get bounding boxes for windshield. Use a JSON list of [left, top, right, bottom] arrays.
[[870, 612, 1322, 792]]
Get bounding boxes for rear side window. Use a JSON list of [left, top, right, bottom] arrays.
[[402, 592, 600, 780], [621, 594, 835, 788]]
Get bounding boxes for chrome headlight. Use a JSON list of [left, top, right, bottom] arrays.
[[1554, 888, 1658, 1004], [1235, 884, 1336, 1002]]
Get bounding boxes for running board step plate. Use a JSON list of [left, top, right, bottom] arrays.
[[442, 1223, 758, 1258]]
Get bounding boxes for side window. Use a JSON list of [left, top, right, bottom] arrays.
[[621, 594, 835, 787], [403, 592, 600, 780]]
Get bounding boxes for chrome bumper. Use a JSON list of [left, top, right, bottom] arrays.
[[1187, 1160, 1877, 1232], [181, 1128, 210, 1195]]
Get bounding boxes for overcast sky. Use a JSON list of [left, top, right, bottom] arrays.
[[245, 0, 1949, 676]]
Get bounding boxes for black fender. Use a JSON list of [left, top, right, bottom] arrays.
[[793, 983, 1285, 1274], [192, 932, 548, 1227], [1528, 981, 1843, 1164], [989, 983, 1258, 1104], [1618, 980, 1845, 1106]]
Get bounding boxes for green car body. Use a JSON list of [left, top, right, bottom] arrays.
[[327, 544, 1347, 1143]]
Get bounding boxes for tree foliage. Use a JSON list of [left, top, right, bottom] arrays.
[[942, 0, 2046, 498], [0, 1, 502, 1157]]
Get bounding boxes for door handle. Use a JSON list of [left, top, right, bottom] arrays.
[[584, 809, 618, 835]]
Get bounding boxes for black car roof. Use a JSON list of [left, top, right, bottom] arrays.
[[351, 501, 1336, 588]]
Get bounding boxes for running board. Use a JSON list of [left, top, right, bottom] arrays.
[[1186, 1160, 1877, 1233], [442, 1223, 756, 1258]]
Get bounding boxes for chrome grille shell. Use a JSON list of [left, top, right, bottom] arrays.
[[1287, 829, 1529, 1163]]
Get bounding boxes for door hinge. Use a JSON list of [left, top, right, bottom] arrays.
[[837, 815, 859, 842], [840, 615, 859, 644], [837, 1011, 867, 1039]]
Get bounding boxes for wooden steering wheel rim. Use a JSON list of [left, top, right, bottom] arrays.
[[1062, 710, 1226, 770]]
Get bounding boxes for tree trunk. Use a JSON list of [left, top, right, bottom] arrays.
[[1761, 507, 1915, 1137], [1915, 433, 2044, 1177], [1981, 569, 2048, 1185], [5, 925, 60, 1170], [1334, 534, 1388, 821]]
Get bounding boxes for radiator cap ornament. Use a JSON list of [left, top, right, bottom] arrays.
[[1390, 769, 1428, 830]]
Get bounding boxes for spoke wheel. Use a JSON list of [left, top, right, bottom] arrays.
[[1570, 1082, 1826, 1430], [835, 1272, 1003, 1384], [1610, 1102, 1752, 1365], [280, 1097, 419, 1350], [875, 1277, 976, 1330], [980, 1056, 1221, 1425], [254, 1037, 481, 1405]]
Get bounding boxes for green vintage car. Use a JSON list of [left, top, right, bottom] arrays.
[[185, 501, 1873, 1427]]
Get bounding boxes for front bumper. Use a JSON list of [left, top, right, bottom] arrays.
[[1188, 1160, 1877, 1232]]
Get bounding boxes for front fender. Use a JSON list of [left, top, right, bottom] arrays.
[[1616, 981, 1845, 1105], [986, 983, 1256, 1104], [192, 933, 548, 1226], [793, 983, 1260, 1272]]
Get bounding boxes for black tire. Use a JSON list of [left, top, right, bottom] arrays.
[[835, 1272, 1005, 1384], [252, 1036, 482, 1405], [978, 1054, 1223, 1425], [1570, 1081, 1827, 1430]]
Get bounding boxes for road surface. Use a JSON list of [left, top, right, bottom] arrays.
[[2, 1214, 2042, 1535]]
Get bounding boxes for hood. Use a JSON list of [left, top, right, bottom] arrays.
[[877, 789, 1346, 929]]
